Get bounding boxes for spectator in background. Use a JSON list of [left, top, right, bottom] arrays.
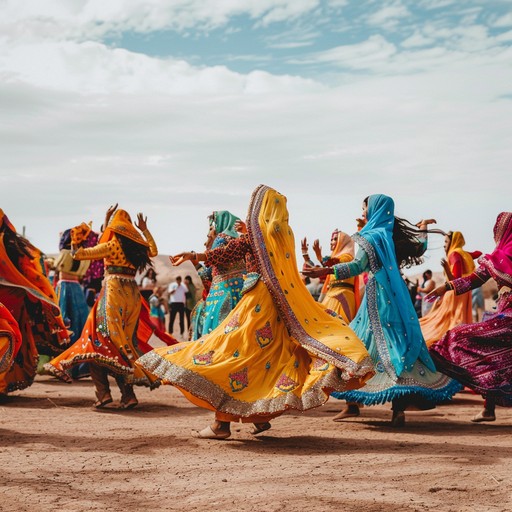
[[417, 270, 436, 318], [184, 275, 198, 332], [168, 275, 188, 338], [140, 268, 157, 303]]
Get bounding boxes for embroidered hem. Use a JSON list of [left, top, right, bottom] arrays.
[[138, 351, 356, 416]]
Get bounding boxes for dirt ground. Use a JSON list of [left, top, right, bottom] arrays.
[[1, 377, 511, 512]]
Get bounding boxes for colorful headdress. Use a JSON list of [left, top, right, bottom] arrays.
[[99, 209, 148, 247], [447, 231, 475, 275], [478, 212, 512, 285], [210, 210, 240, 239]]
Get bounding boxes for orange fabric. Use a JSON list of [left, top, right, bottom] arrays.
[[99, 209, 148, 247], [70, 222, 92, 245], [321, 231, 355, 295], [447, 232, 475, 277], [0, 302, 22, 374], [0, 233, 68, 344], [420, 235, 474, 346]]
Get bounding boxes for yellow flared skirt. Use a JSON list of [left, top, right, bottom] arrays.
[[136, 280, 372, 420]]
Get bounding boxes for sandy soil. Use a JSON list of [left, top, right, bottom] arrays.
[[1, 377, 511, 512]]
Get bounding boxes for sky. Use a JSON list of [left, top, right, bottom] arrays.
[[1, 0, 511, 274]]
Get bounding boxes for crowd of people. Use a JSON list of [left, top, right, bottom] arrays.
[[0, 186, 510, 440]]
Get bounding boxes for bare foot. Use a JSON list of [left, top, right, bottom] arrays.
[[333, 404, 360, 421]]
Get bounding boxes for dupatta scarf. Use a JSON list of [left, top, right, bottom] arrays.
[[321, 230, 355, 295], [447, 231, 475, 276], [246, 184, 373, 379], [354, 194, 435, 377], [478, 212, 512, 287]]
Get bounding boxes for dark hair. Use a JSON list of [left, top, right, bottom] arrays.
[[115, 233, 152, 272], [363, 197, 445, 269], [144, 268, 157, 279], [184, 275, 192, 282]]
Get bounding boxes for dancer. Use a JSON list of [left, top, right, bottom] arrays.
[[420, 231, 480, 346], [315, 230, 357, 323], [190, 210, 245, 340], [428, 212, 512, 422], [135, 185, 374, 439], [304, 195, 459, 426], [0, 209, 69, 394], [46, 206, 174, 408], [53, 227, 91, 378]]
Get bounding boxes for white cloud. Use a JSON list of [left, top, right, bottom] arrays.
[[0, 0, 322, 42], [492, 12, 512, 28], [366, 1, 411, 30], [0, 40, 320, 95], [401, 30, 435, 48]]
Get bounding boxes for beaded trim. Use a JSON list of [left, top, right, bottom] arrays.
[[245, 185, 373, 377], [211, 268, 245, 285], [352, 233, 380, 273], [105, 266, 136, 276], [45, 354, 151, 387], [333, 264, 351, 281], [137, 350, 360, 416], [365, 278, 396, 379], [0, 333, 15, 372]]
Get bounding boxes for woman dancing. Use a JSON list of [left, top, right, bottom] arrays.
[[428, 212, 512, 422], [0, 209, 69, 394], [190, 210, 245, 340], [420, 231, 480, 346], [46, 206, 174, 409], [135, 185, 374, 439], [304, 195, 459, 426]]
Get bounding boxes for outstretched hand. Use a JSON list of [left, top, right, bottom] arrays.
[[416, 218, 437, 228], [302, 265, 332, 279], [234, 220, 247, 234], [169, 252, 193, 266], [424, 284, 448, 303], [301, 237, 308, 253], [136, 213, 148, 232], [103, 203, 118, 229]]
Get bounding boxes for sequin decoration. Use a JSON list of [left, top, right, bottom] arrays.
[[275, 374, 299, 393], [312, 358, 330, 372], [192, 350, 215, 366], [229, 367, 249, 392], [224, 313, 240, 334], [255, 321, 274, 348]]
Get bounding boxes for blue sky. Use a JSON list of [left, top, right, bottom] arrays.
[[0, 0, 511, 273]]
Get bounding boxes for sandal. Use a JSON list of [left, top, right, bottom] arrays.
[[194, 425, 231, 440], [119, 398, 138, 410], [250, 422, 271, 435], [471, 410, 496, 423], [93, 394, 113, 409]]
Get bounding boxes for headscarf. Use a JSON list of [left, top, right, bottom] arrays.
[[99, 209, 148, 246], [356, 194, 435, 376], [447, 231, 475, 276], [210, 211, 240, 239], [478, 212, 512, 286], [59, 229, 72, 251], [321, 230, 355, 295]]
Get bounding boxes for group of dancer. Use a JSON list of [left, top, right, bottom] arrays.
[[0, 186, 510, 440]]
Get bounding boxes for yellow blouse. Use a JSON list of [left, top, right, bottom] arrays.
[[74, 229, 157, 269]]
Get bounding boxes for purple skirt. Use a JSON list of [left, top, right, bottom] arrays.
[[430, 292, 512, 407]]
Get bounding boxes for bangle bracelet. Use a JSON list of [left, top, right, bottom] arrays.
[[302, 253, 309, 257]]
